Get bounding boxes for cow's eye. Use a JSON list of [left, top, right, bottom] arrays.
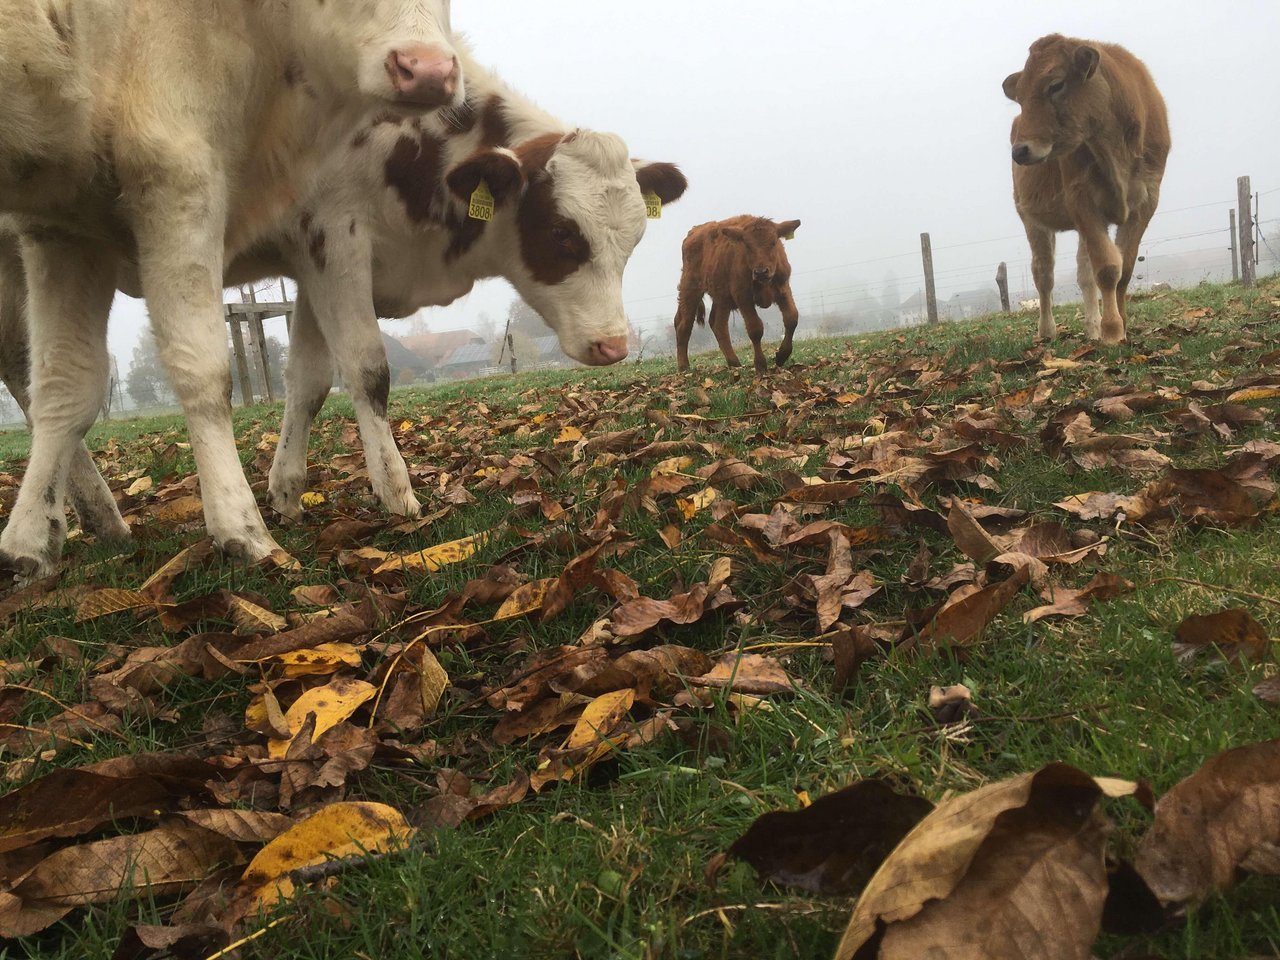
[[1046, 80, 1066, 97], [551, 226, 572, 246]]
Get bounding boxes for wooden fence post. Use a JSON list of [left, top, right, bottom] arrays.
[[227, 307, 254, 407], [507, 333, 517, 374], [1229, 209, 1240, 282], [995, 262, 1011, 313], [245, 286, 275, 402], [920, 233, 939, 324], [1238, 176, 1256, 289]]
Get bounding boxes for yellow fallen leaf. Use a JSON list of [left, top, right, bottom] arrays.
[[1042, 357, 1084, 371], [531, 689, 636, 792], [676, 487, 719, 521], [300, 492, 326, 509], [419, 648, 450, 716], [239, 802, 415, 914], [374, 532, 489, 575], [75, 589, 155, 623], [228, 596, 287, 635], [556, 426, 584, 444], [268, 677, 377, 758], [274, 643, 364, 678], [125, 476, 153, 497], [1226, 386, 1280, 404], [495, 579, 555, 620]]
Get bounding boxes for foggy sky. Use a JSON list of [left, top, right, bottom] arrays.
[[88, 0, 1280, 371]]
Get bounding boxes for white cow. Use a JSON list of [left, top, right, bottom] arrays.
[[0, 0, 462, 582], [0, 39, 688, 539]]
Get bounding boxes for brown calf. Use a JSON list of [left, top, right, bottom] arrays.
[[674, 216, 801, 373], [1004, 34, 1170, 344]]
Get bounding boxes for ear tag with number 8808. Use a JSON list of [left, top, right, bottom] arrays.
[[468, 180, 495, 222], [644, 192, 662, 220]]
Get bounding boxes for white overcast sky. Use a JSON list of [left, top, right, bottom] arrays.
[[100, 0, 1280, 365]]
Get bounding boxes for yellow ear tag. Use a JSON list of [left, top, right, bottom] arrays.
[[644, 192, 663, 220], [468, 180, 495, 222]]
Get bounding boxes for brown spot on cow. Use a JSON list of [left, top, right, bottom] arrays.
[[362, 362, 391, 419], [674, 216, 802, 374], [1004, 35, 1170, 345], [308, 228, 327, 271], [283, 59, 305, 87], [479, 94, 512, 148], [384, 133, 446, 223]]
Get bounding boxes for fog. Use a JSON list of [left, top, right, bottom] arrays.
[[12, 0, 1280, 414]]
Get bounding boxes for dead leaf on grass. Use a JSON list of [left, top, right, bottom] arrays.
[[1172, 608, 1271, 665]]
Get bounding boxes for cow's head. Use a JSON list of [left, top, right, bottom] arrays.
[[445, 131, 687, 366], [717, 218, 800, 285], [288, 0, 463, 111], [1003, 34, 1105, 166]]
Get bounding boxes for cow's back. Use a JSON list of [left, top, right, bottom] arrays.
[[682, 217, 749, 296]]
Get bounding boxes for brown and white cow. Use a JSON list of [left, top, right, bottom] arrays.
[[0, 38, 687, 538], [674, 216, 801, 373], [0, 0, 462, 582], [1004, 34, 1170, 345]]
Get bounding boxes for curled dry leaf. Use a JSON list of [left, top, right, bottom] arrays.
[[1171, 608, 1271, 665], [728, 780, 933, 895], [373, 531, 490, 575], [1023, 573, 1134, 624], [267, 676, 377, 758], [835, 764, 1139, 960], [530, 688, 636, 792], [1134, 739, 1280, 909]]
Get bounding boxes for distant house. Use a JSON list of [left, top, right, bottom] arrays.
[[439, 339, 495, 378], [399, 329, 483, 370], [896, 291, 929, 327], [381, 333, 431, 384], [945, 287, 1001, 320]]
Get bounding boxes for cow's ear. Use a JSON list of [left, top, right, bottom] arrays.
[[1072, 45, 1100, 81], [446, 149, 526, 208], [1002, 72, 1022, 101], [633, 161, 688, 205], [718, 226, 745, 243], [775, 219, 801, 240]]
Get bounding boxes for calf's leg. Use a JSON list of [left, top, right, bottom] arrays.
[[774, 284, 800, 367], [1115, 199, 1158, 328], [736, 296, 770, 374], [1075, 211, 1125, 345], [707, 300, 741, 370], [132, 183, 281, 563], [673, 296, 699, 373], [0, 233, 115, 580], [289, 227, 419, 519], [0, 242, 128, 543], [268, 291, 332, 521], [1024, 222, 1057, 340], [1076, 237, 1102, 341]]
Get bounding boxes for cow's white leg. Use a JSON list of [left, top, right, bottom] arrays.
[[291, 222, 419, 518], [268, 291, 333, 522], [0, 244, 129, 544], [0, 233, 115, 580], [132, 187, 281, 564], [1024, 223, 1057, 340], [1076, 237, 1102, 341]]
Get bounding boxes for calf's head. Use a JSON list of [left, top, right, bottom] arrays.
[[446, 131, 687, 366], [289, 0, 463, 111], [718, 218, 801, 285], [1003, 34, 1105, 165]]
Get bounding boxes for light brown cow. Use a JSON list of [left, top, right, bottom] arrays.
[[1004, 34, 1170, 345], [674, 216, 801, 373]]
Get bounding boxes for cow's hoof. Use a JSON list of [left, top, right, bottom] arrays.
[[75, 506, 132, 543], [215, 530, 281, 566], [0, 548, 54, 589], [382, 491, 422, 519]]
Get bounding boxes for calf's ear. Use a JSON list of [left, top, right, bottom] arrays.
[[718, 226, 746, 243], [775, 219, 801, 240], [1002, 72, 1022, 101], [446, 150, 526, 208], [633, 161, 688, 204], [1072, 45, 1100, 81]]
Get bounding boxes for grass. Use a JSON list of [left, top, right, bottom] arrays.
[[2, 278, 1280, 959]]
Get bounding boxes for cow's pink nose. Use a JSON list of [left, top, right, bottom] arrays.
[[588, 336, 629, 366], [386, 46, 459, 106]]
